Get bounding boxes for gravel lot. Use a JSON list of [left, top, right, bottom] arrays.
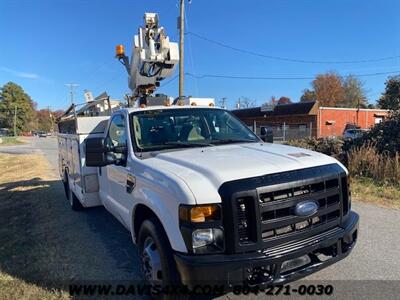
[[1, 137, 399, 299]]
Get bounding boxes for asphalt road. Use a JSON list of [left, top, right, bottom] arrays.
[[2, 137, 399, 299]]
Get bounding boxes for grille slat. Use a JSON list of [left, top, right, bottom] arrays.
[[259, 187, 339, 212], [261, 203, 340, 231]]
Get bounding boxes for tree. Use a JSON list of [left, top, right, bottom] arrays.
[[36, 109, 53, 132], [0, 82, 36, 134], [378, 76, 400, 118], [300, 89, 316, 102], [238, 97, 257, 108], [312, 71, 344, 106], [277, 96, 292, 105], [342, 75, 367, 108], [260, 96, 277, 110]]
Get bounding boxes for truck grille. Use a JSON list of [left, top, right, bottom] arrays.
[[258, 178, 341, 241], [219, 164, 349, 253]]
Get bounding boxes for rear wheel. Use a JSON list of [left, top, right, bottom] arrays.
[[63, 171, 83, 211], [69, 188, 84, 211], [138, 218, 187, 300], [62, 171, 69, 199]]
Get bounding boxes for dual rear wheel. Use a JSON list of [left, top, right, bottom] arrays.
[[63, 171, 83, 211]]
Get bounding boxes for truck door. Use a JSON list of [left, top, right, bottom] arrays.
[[103, 114, 131, 226]]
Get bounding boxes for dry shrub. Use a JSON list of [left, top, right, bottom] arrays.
[[347, 143, 400, 186]]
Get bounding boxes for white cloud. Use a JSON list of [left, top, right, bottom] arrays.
[[0, 66, 41, 79]]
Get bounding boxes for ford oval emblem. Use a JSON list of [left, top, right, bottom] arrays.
[[295, 200, 318, 217]]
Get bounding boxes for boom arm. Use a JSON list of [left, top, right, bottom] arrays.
[[116, 13, 179, 101]]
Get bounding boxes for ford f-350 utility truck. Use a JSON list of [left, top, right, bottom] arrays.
[[58, 12, 358, 295], [58, 102, 359, 290]]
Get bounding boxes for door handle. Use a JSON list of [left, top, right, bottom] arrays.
[[126, 174, 136, 193]]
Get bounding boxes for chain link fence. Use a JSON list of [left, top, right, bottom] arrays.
[[250, 122, 317, 142]]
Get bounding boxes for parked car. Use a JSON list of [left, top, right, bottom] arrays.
[[0, 128, 11, 136], [343, 129, 368, 140], [38, 131, 47, 138]]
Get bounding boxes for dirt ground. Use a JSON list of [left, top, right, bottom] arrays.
[[0, 153, 142, 300]]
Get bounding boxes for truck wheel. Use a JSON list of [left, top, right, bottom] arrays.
[[62, 171, 70, 199], [64, 171, 84, 211], [138, 218, 187, 300], [69, 189, 84, 211]]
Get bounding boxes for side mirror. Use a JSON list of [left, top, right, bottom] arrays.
[[85, 137, 128, 167], [260, 127, 267, 136], [85, 137, 109, 167], [259, 127, 274, 143]]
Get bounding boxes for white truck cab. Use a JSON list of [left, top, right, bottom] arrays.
[[58, 103, 359, 292]]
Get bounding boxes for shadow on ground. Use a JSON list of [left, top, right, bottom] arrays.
[[0, 177, 148, 298]]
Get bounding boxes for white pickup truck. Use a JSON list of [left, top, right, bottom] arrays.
[[58, 102, 359, 292]]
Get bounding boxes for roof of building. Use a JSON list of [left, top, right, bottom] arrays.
[[231, 101, 317, 118]]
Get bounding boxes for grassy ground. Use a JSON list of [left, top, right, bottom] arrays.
[[0, 153, 70, 300], [0, 153, 142, 300], [351, 177, 400, 209], [0, 136, 24, 146]]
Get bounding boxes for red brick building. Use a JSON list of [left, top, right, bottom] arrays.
[[317, 106, 388, 137], [232, 101, 388, 140]]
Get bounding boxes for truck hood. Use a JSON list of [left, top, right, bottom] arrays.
[[144, 142, 344, 204]]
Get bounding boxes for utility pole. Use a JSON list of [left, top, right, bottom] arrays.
[[13, 104, 17, 137], [356, 97, 360, 126], [64, 83, 79, 105], [178, 0, 185, 101], [220, 97, 227, 109], [47, 105, 54, 132]]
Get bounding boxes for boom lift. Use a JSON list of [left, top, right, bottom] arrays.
[[116, 13, 179, 106]]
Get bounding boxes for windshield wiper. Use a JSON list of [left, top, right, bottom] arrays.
[[210, 138, 259, 145], [163, 141, 213, 148]]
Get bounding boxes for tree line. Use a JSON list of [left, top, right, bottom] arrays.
[[0, 82, 63, 134], [246, 71, 400, 111], [1, 74, 400, 134]]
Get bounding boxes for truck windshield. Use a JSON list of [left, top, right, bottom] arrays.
[[131, 108, 259, 152]]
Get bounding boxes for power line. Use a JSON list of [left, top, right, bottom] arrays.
[[159, 75, 179, 89], [185, 70, 400, 81], [187, 31, 400, 65]]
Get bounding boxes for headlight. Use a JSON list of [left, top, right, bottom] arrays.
[[192, 228, 224, 252]]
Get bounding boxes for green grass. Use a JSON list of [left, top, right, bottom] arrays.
[[0, 136, 24, 146], [351, 177, 400, 208]]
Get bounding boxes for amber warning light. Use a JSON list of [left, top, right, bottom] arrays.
[[115, 44, 125, 58]]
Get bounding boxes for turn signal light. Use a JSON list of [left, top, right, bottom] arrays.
[[179, 205, 221, 223]]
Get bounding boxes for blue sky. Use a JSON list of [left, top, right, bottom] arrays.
[[1, 0, 399, 110]]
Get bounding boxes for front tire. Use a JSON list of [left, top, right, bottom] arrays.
[[138, 218, 187, 299]]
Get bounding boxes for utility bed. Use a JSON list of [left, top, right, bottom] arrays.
[[57, 100, 116, 208]]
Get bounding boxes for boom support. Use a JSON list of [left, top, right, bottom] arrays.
[[116, 13, 179, 104]]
